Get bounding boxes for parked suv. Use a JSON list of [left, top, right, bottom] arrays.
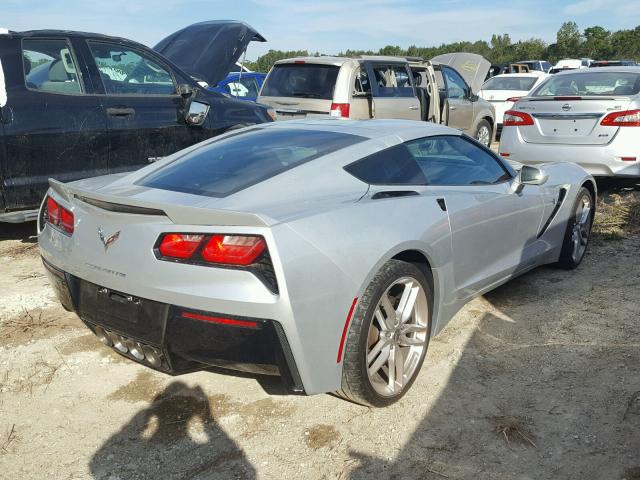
[[0, 21, 274, 223], [257, 53, 496, 147]]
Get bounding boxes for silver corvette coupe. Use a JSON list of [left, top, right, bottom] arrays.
[[38, 119, 596, 407]]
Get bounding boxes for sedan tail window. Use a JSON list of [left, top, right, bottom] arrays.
[[23, 39, 83, 94]]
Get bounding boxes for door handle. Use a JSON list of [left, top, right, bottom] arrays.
[[409, 105, 419, 110], [106, 107, 135, 117]]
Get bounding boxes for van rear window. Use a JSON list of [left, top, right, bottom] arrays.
[[138, 128, 365, 197], [261, 63, 339, 100]]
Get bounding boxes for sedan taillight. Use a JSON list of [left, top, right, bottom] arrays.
[[156, 233, 267, 266], [44, 196, 74, 235], [503, 110, 534, 126], [600, 109, 640, 127]]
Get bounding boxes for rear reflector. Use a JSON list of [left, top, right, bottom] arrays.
[[500, 153, 510, 157], [294, 60, 306, 64], [600, 109, 640, 127], [181, 311, 258, 328], [503, 110, 534, 126], [621, 157, 637, 162], [159, 234, 204, 259], [201, 235, 266, 265], [45, 196, 74, 235], [336, 297, 358, 363], [330, 103, 350, 118]]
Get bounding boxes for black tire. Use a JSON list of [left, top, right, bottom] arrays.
[[474, 119, 493, 147], [556, 186, 595, 270], [337, 259, 433, 407]]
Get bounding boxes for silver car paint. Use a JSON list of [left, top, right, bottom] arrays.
[[499, 67, 640, 176], [38, 119, 595, 395]]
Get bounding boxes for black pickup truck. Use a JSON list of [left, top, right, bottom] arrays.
[[0, 21, 273, 223]]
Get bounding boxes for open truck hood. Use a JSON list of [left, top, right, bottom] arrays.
[[153, 20, 266, 87], [432, 53, 491, 94]]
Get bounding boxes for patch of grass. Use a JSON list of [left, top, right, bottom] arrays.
[[593, 190, 640, 241], [3, 308, 57, 336], [491, 415, 537, 448]]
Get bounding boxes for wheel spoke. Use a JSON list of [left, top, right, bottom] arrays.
[[388, 346, 396, 388], [374, 307, 390, 332], [367, 338, 388, 365], [368, 345, 390, 376], [397, 282, 418, 324], [394, 346, 405, 389], [379, 295, 397, 330]]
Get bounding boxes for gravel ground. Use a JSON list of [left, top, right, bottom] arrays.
[[0, 185, 638, 480]]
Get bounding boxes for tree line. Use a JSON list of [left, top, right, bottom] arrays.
[[244, 22, 640, 73]]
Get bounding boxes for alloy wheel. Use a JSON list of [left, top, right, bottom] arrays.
[[571, 194, 592, 263], [476, 125, 491, 146], [366, 276, 429, 397]]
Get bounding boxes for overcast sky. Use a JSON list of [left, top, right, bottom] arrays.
[[3, 0, 640, 59]]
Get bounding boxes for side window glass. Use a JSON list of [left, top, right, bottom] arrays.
[[371, 64, 414, 98], [23, 39, 83, 94], [88, 42, 175, 95], [224, 77, 259, 97], [354, 69, 371, 94], [406, 135, 511, 186], [344, 144, 427, 185], [443, 68, 467, 99]]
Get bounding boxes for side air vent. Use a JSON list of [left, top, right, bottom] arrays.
[[537, 188, 568, 238], [76, 196, 166, 216], [371, 191, 419, 200]]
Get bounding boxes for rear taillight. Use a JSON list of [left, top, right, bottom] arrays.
[[503, 110, 534, 126], [330, 103, 350, 118], [158, 234, 204, 259], [201, 235, 266, 265], [600, 109, 640, 127], [44, 196, 74, 235], [554, 96, 582, 101], [156, 233, 266, 266]]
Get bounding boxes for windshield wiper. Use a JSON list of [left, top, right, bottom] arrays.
[[291, 91, 322, 98]]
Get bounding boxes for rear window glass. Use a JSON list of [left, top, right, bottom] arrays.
[[261, 63, 339, 99], [482, 76, 538, 91], [138, 128, 365, 197], [532, 72, 640, 96]]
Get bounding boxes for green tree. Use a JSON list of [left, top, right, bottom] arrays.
[[582, 26, 611, 59], [489, 34, 514, 64], [556, 21, 582, 58], [246, 49, 310, 73]]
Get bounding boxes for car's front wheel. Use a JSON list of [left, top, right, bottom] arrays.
[[475, 119, 493, 147], [338, 260, 432, 407]]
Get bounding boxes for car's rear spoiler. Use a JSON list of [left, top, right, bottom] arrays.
[[48, 178, 274, 227]]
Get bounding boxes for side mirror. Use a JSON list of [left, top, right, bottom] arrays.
[[185, 101, 210, 126], [512, 165, 548, 193], [177, 84, 194, 99]]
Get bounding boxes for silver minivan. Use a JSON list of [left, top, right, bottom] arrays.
[[257, 53, 496, 146]]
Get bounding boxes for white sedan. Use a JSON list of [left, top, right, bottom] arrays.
[[479, 72, 548, 138]]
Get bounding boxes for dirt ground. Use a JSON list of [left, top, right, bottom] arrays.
[[0, 183, 639, 480]]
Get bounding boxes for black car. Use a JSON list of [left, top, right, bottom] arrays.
[[0, 21, 274, 223]]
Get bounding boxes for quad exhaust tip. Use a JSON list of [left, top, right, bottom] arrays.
[[93, 326, 163, 368]]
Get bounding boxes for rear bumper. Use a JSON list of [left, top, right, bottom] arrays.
[[499, 127, 640, 177], [42, 257, 305, 393]]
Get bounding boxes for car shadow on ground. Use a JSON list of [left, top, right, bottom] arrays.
[[347, 252, 640, 479], [0, 220, 37, 243], [89, 381, 256, 480]]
